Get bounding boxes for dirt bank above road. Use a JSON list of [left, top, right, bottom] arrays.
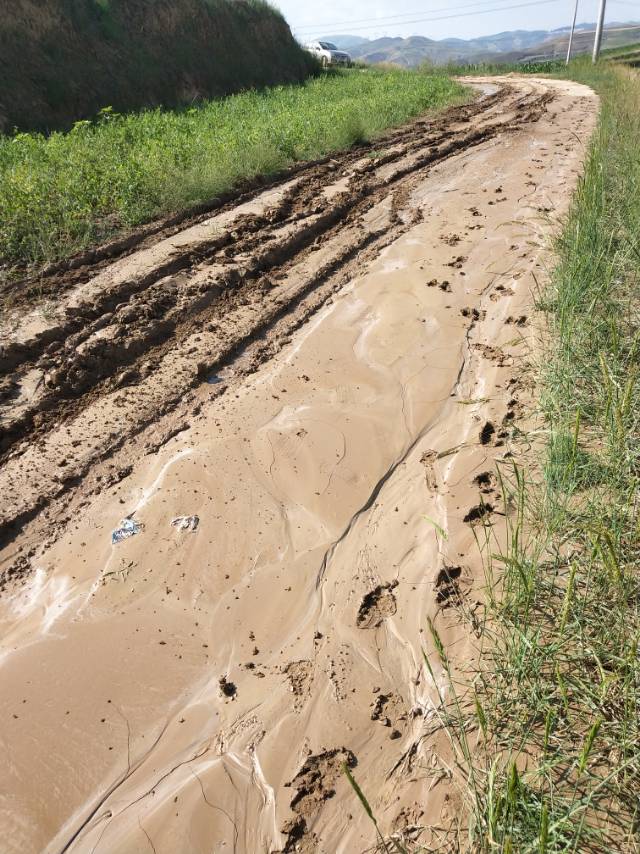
[[0, 78, 597, 853]]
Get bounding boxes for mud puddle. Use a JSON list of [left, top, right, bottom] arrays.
[[0, 78, 598, 853]]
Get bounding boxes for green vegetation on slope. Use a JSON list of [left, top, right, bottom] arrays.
[[432, 59, 640, 852], [0, 69, 466, 270], [0, 0, 315, 133]]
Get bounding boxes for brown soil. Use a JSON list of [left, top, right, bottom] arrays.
[[0, 78, 597, 853]]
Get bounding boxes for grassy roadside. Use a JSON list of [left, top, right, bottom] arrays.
[[432, 59, 640, 852], [0, 69, 466, 273]]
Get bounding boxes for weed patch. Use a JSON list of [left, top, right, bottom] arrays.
[[0, 69, 465, 272]]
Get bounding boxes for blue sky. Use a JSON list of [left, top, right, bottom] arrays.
[[273, 0, 640, 41]]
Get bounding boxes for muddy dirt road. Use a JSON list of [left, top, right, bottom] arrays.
[[0, 78, 597, 853]]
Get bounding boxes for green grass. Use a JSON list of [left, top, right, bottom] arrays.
[[0, 68, 466, 271], [602, 41, 640, 58], [416, 58, 640, 853]]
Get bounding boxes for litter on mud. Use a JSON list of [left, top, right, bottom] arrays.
[[111, 518, 144, 544], [171, 515, 200, 532]]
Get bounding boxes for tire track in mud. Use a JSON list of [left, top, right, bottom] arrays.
[[0, 78, 600, 854], [0, 81, 550, 562]]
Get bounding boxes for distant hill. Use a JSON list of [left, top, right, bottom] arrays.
[[321, 35, 370, 50], [326, 22, 640, 67]]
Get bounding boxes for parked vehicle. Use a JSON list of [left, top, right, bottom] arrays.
[[304, 41, 352, 68]]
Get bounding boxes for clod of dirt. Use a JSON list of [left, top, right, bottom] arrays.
[[218, 676, 236, 698], [357, 580, 398, 629], [463, 503, 494, 524], [370, 691, 406, 732], [479, 421, 496, 445], [447, 255, 467, 269], [434, 566, 463, 606]]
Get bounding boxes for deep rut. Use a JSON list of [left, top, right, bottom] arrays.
[[0, 81, 551, 557]]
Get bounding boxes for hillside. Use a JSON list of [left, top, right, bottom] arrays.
[[321, 34, 369, 49], [337, 21, 640, 66], [0, 0, 315, 132]]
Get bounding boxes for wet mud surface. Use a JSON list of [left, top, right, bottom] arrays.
[[0, 78, 598, 853]]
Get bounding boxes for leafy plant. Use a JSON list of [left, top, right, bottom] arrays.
[[0, 69, 465, 272]]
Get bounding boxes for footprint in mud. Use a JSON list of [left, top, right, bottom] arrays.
[[479, 421, 496, 445], [505, 315, 528, 327], [490, 284, 515, 301], [420, 450, 438, 492], [474, 471, 497, 495], [463, 503, 494, 525], [393, 804, 426, 836], [280, 748, 356, 853], [434, 565, 463, 607], [327, 644, 354, 702], [441, 233, 461, 246], [370, 691, 407, 733], [283, 660, 313, 712], [427, 278, 450, 290], [504, 396, 524, 425], [473, 344, 512, 367], [460, 307, 485, 323], [357, 580, 398, 629]]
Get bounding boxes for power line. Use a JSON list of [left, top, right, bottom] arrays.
[[291, 0, 540, 33], [293, 0, 562, 37]]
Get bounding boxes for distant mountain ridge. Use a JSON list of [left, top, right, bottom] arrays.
[[322, 22, 640, 66]]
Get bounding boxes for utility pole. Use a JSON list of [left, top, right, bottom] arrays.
[[566, 0, 579, 65], [592, 0, 607, 63]]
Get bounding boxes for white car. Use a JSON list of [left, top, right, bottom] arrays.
[[304, 41, 352, 68]]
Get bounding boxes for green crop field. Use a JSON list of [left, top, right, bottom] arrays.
[[0, 68, 466, 272]]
